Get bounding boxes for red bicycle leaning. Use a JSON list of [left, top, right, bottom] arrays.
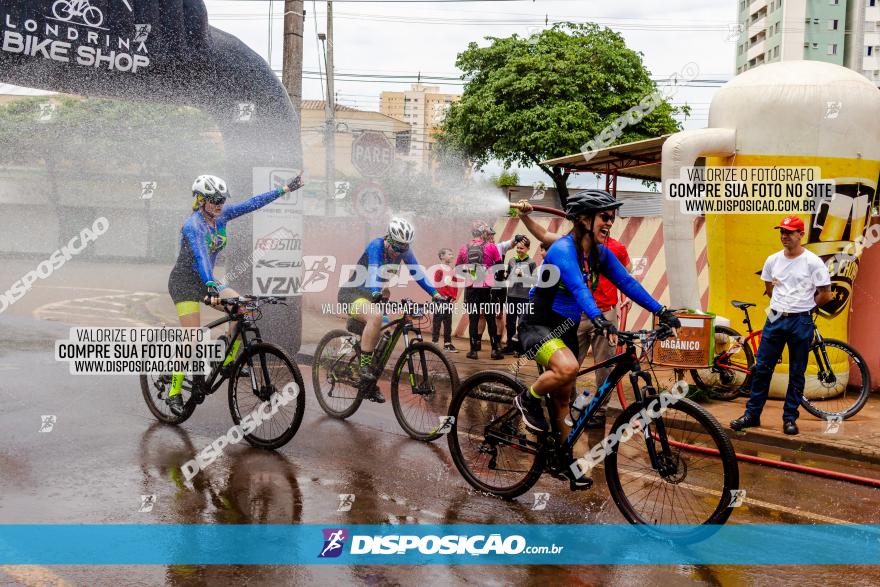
[[690, 300, 872, 420]]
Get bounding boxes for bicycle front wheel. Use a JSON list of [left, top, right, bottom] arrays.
[[605, 397, 739, 534], [447, 371, 544, 499], [391, 341, 460, 441], [228, 342, 306, 450], [312, 329, 364, 419], [690, 326, 754, 401], [801, 338, 871, 420]]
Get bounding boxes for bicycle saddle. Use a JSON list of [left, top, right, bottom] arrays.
[[731, 300, 756, 309]]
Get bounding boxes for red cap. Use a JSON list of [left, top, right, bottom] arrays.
[[774, 216, 805, 232]]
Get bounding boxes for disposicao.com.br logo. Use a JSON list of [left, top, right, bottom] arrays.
[[318, 528, 348, 558], [319, 529, 564, 558]]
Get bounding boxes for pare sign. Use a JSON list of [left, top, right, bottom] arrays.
[[351, 131, 394, 178]]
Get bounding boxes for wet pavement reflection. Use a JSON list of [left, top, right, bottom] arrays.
[[1, 316, 880, 585]]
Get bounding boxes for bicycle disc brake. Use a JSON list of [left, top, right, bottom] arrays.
[[658, 452, 687, 483]]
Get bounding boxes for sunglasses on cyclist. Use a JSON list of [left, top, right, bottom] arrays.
[[387, 239, 409, 253], [202, 193, 227, 205], [597, 212, 616, 223]]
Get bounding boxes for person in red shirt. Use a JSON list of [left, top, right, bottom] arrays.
[[515, 200, 632, 428], [432, 247, 462, 352]]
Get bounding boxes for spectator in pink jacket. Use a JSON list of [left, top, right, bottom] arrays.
[[456, 221, 503, 360]]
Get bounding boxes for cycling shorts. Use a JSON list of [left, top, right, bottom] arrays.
[[168, 266, 208, 316], [519, 311, 579, 367]]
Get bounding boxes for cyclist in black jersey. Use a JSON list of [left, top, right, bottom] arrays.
[[165, 173, 303, 416]]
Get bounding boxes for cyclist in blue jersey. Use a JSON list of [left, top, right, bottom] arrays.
[[165, 173, 303, 416], [514, 189, 681, 437], [337, 217, 448, 403]]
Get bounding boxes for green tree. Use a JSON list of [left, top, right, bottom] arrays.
[[491, 169, 519, 188], [439, 22, 688, 204], [0, 96, 223, 250]]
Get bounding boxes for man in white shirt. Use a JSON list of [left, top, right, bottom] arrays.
[[730, 216, 833, 436]]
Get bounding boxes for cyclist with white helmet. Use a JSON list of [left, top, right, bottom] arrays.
[[165, 173, 303, 416], [337, 217, 447, 403]]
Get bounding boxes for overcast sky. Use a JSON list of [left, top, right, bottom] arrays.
[[1, 1, 738, 189], [204, 0, 736, 188]]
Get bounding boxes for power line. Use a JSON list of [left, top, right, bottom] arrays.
[[312, 0, 325, 98], [211, 10, 736, 32]]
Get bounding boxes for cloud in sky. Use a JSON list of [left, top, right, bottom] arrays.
[[203, 0, 736, 188]]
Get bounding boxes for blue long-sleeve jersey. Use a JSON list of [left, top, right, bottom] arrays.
[[530, 234, 660, 322], [175, 188, 285, 286], [345, 237, 438, 297]]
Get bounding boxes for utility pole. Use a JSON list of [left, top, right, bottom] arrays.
[[322, 1, 336, 217], [282, 1, 304, 127]]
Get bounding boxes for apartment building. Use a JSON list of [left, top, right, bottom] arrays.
[[379, 84, 460, 170], [735, 0, 880, 84]]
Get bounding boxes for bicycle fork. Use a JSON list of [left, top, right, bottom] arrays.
[[811, 332, 838, 385], [402, 327, 431, 394], [240, 326, 273, 401], [629, 370, 679, 478]]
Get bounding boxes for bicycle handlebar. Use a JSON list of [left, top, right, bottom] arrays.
[[216, 295, 285, 313], [616, 325, 676, 344]]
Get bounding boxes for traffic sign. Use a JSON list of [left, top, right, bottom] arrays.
[[351, 181, 387, 217], [351, 131, 394, 178]]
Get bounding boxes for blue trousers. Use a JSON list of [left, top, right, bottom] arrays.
[[744, 313, 815, 422]]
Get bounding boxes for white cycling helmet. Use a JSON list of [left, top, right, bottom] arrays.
[[387, 217, 415, 244], [192, 175, 229, 203]]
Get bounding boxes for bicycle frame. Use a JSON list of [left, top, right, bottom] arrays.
[[57, 0, 91, 14], [714, 305, 836, 379], [485, 336, 677, 475], [199, 309, 267, 396], [358, 303, 433, 390]]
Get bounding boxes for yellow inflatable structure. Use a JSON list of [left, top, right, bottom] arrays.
[[662, 61, 880, 397]]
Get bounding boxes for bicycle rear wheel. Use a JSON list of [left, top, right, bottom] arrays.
[[604, 396, 739, 536], [447, 371, 544, 499], [312, 329, 364, 419], [140, 372, 197, 424], [690, 326, 754, 401], [228, 342, 306, 450], [801, 338, 871, 420], [391, 341, 460, 442]]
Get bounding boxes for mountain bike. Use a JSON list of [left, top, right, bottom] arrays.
[[52, 0, 103, 27], [447, 325, 739, 538], [691, 300, 871, 419], [312, 298, 459, 441], [141, 296, 306, 449]]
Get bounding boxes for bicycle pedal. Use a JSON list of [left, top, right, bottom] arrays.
[[569, 477, 593, 492]]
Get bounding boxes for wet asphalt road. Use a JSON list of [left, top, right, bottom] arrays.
[[2, 313, 880, 586]]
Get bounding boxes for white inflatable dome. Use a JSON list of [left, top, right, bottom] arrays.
[[709, 60, 880, 160]]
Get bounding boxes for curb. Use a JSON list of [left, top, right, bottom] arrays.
[[299, 345, 880, 467], [604, 404, 880, 467], [725, 426, 880, 467]]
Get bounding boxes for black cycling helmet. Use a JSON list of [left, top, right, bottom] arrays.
[[564, 189, 623, 219]]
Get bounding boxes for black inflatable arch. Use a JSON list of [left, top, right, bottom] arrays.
[[0, 0, 303, 351]]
